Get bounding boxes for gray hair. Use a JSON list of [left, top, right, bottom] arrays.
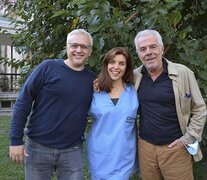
[[66, 29, 93, 46], [134, 29, 163, 51]]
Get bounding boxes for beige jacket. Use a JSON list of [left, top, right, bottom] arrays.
[[134, 59, 207, 162]]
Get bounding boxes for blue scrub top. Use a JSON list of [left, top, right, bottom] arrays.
[[87, 84, 139, 180]]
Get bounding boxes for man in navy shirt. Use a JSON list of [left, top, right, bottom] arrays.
[[9, 29, 95, 180]]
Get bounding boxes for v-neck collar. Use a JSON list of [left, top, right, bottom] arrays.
[[106, 84, 129, 106]]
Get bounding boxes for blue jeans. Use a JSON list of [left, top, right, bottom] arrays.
[[25, 137, 84, 180]]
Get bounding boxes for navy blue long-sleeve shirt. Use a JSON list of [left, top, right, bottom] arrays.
[[10, 59, 95, 148]]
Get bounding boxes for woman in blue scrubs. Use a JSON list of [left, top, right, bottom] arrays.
[[87, 47, 139, 180]]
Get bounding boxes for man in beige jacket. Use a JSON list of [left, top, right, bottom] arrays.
[[134, 29, 206, 180]]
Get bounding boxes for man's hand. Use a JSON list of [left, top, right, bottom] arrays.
[[168, 138, 186, 149], [9, 145, 28, 164], [93, 78, 100, 92]]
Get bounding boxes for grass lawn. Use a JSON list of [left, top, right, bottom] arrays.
[[0, 116, 140, 180], [0, 116, 25, 179]]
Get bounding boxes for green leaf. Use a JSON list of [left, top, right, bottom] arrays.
[[49, 10, 67, 19], [170, 11, 182, 27]]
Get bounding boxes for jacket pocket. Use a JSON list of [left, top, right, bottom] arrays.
[[180, 95, 191, 115]]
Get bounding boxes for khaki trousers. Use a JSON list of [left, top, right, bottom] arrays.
[[138, 138, 194, 180]]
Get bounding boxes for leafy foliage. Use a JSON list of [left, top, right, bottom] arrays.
[[1, 0, 207, 178]]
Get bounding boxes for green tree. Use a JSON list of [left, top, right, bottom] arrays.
[[1, 0, 207, 178]]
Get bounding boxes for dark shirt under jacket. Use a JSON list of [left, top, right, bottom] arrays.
[[138, 60, 182, 145]]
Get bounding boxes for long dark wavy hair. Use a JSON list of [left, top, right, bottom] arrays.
[[98, 47, 134, 92]]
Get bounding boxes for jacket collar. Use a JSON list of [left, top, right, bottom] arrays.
[[164, 58, 178, 76]]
